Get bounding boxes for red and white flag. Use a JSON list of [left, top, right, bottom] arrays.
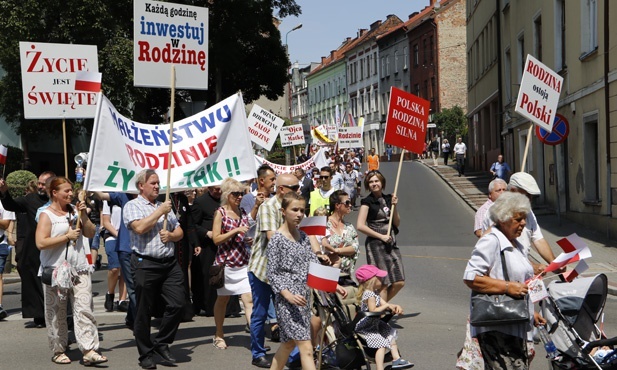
[[562, 260, 589, 282], [0, 144, 7, 165], [544, 246, 592, 274], [556, 233, 587, 253], [307, 261, 339, 292], [299, 216, 327, 236], [75, 71, 102, 92], [348, 113, 356, 127]]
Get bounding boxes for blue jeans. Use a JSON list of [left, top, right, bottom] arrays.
[[119, 251, 136, 325], [249, 272, 275, 360]]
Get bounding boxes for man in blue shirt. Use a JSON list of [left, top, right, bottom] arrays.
[[490, 154, 512, 181]]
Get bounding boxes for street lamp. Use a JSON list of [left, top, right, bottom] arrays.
[[284, 23, 302, 164]]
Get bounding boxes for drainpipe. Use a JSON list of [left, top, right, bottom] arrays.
[[604, 0, 612, 225], [495, 0, 504, 156]]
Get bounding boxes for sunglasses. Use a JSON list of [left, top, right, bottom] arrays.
[[340, 200, 352, 207], [320, 175, 331, 179], [231, 191, 245, 197], [280, 184, 300, 191]]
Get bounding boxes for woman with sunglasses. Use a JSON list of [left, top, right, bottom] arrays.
[[211, 178, 254, 349], [321, 190, 359, 275], [356, 171, 404, 301]]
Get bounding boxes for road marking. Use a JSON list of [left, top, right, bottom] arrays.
[[399, 253, 468, 261]]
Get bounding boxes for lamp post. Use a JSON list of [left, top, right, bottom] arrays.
[[285, 23, 302, 164], [285, 23, 303, 54]]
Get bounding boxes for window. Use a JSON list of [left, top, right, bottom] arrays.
[[360, 59, 364, 80], [423, 80, 428, 99], [403, 46, 408, 69], [413, 44, 419, 67], [381, 57, 386, 78], [430, 77, 435, 101], [581, 0, 598, 56], [373, 52, 378, 75], [584, 113, 599, 201], [517, 34, 525, 82], [414, 84, 420, 96], [354, 62, 358, 83], [555, 0, 566, 70], [373, 89, 378, 112], [504, 48, 512, 103], [394, 50, 399, 73], [534, 15, 542, 61], [423, 38, 427, 64]]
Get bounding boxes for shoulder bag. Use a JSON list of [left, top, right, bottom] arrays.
[[42, 244, 69, 286], [209, 264, 225, 289], [469, 245, 529, 327]]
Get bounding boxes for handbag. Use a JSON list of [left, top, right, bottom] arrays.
[[41, 242, 70, 286], [208, 264, 225, 289], [469, 246, 529, 327]]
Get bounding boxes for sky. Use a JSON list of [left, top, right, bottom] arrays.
[[278, 0, 429, 66]]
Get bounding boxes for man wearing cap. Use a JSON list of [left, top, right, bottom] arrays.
[[473, 178, 507, 238], [482, 172, 557, 267]]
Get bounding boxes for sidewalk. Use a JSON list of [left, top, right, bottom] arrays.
[[418, 157, 617, 295]]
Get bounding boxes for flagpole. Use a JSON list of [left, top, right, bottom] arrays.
[[163, 65, 176, 231], [387, 149, 405, 237], [521, 123, 533, 172], [62, 118, 68, 177]]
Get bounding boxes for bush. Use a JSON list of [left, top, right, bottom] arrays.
[[5, 170, 37, 198]]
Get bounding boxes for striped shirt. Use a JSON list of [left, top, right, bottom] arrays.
[[248, 195, 283, 282], [123, 195, 179, 259]]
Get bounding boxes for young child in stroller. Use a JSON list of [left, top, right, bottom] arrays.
[[354, 264, 414, 370]]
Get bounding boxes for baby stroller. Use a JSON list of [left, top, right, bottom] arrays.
[[541, 273, 617, 369], [311, 287, 396, 370]]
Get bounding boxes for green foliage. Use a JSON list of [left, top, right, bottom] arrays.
[[434, 105, 468, 138], [5, 170, 37, 198]]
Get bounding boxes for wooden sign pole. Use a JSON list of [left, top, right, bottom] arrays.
[[162, 66, 176, 231], [386, 149, 405, 236], [521, 123, 534, 172]]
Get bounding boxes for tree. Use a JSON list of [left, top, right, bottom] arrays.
[[0, 0, 301, 159], [433, 105, 468, 139]]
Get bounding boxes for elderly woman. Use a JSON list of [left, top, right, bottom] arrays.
[[463, 192, 545, 369], [321, 190, 359, 275], [211, 178, 253, 349], [356, 170, 403, 301], [35, 177, 107, 365]]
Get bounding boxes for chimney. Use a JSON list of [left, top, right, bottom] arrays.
[[369, 20, 382, 30], [409, 11, 419, 19], [331, 50, 336, 60], [357, 28, 367, 37], [430, 0, 435, 5]]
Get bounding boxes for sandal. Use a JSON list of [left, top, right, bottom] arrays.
[[82, 350, 108, 366], [52, 353, 71, 365], [213, 337, 227, 350]]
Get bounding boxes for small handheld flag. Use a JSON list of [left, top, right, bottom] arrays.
[[307, 261, 339, 292], [299, 216, 327, 236], [0, 145, 7, 165], [75, 71, 102, 92]]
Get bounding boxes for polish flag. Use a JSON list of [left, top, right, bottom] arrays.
[[556, 233, 587, 253], [307, 261, 339, 292], [299, 216, 327, 236], [562, 260, 589, 282], [348, 113, 356, 127], [75, 71, 102, 92], [0, 144, 7, 165], [544, 246, 592, 273]]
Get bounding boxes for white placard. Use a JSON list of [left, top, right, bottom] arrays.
[[515, 54, 563, 133], [133, 0, 209, 89], [337, 127, 364, 149], [84, 93, 256, 192], [280, 124, 305, 147], [247, 104, 284, 151], [19, 42, 99, 119], [327, 123, 338, 140]]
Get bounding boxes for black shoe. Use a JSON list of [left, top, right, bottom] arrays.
[[252, 356, 271, 368], [0, 306, 7, 320], [154, 346, 176, 363], [118, 300, 129, 312], [139, 355, 157, 369], [270, 324, 280, 342], [104, 293, 114, 312]]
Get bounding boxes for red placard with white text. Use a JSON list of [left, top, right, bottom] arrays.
[[384, 87, 430, 154]]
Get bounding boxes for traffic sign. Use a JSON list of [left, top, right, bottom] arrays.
[[536, 113, 569, 146]]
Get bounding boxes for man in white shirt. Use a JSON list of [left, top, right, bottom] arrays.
[[453, 137, 467, 177], [474, 178, 507, 237]]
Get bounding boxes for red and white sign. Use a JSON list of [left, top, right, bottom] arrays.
[[133, 0, 209, 89], [247, 104, 285, 151], [280, 124, 305, 147], [515, 54, 564, 133], [307, 261, 339, 292], [299, 216, 327, 236], [75, 71, 102, 93], [254, 148, 328, 175], [0, 145, 7, 165], [19, 42, 99, 119], [384, 87, 430, 154], [337, 127, 364, 149]]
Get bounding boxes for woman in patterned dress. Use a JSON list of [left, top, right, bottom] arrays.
[[211, 178, 253, 349], [266, 192, 319, 370], [354, 264, 414, 370], [356, 171, 405, 301], [321, 190, 359, 274]]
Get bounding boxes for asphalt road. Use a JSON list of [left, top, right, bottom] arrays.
[[1, 160, 616, 369]]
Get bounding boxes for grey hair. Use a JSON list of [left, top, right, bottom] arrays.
[[488, 178, 507, 193], [220, 177, 247, 206], [489, 192, 531, 224], [135, 169, 158, 189]]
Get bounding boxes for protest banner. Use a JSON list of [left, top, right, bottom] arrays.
[[515, 54, 564, 171], [383, 87, 430, 236], [337, 127, 363, 149], [255, 148, 328, 174], [133, 0, 209, 89], [326, 123, 338, 140], [280, 124, 305, 147], [247, 104, 285, 151], [19, 42, 99, 119], [84, 93, 256, 193]]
